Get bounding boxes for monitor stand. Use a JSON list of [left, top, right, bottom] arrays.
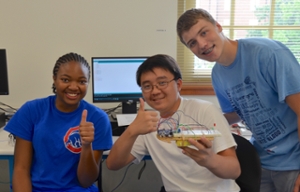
[[122, 100, 137, 114]]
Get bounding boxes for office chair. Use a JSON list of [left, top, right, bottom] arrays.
[[232, 133, 261, 192], [97, 160, 104, 192]]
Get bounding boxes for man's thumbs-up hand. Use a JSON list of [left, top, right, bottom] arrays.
[[79, 109, 95, 146], [128, 98, 159, 136]]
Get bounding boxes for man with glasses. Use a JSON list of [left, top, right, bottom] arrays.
[[106, 54, 241, 192]]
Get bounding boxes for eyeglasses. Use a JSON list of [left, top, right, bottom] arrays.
[[141, 79, 176, 93]]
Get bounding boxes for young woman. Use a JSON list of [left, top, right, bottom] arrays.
[[5, 52, 113, 192]]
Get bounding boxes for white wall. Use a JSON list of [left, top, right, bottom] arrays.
[[0, 2, 221, 191], [0, 0, 181, 109]]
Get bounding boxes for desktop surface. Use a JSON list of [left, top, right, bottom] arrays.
[[0, 128, 14, 155]]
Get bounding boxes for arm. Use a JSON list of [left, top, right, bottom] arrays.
[[106, 98, 158, 170], [285, 93, 300, 192], [77, 110, 101, 187], [285, 92, 300, 140], [181, 138, 241, 179], [77, 146, 102, 188], [223, 111, 242, 125], [12, 137, 33, 192]]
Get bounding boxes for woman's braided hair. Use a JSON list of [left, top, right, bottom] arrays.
[[52, 52, 90, 94]]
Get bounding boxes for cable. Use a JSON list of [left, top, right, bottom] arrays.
[[104, 103, 122, 115], [0, 102, 17, 111], [0, 102, 17, 122], [0, 107, 9, 112], [137, 160, 146, 180], [110, 163, 134, 192]]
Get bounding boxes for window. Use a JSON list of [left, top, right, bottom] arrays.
[[178, 0, 300, 95]]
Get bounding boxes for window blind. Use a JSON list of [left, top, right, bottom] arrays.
[[177, 0, 300, 84]]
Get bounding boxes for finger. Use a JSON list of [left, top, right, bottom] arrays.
[[149, 111, 159, 118], [188, 138, 199, 146], [181, 147, 197, 159], [139, 98, 145, 111], [198, 137, 212, 148], [81, 109, 87, 124], [150, 126, 157, 133], [189, 137, 211, 149]]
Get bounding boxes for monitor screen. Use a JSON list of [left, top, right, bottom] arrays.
[[0, 49, 9, 95], [92, 57, 147, 114]]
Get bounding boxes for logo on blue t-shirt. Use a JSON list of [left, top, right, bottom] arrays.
[[63, 126, 82, 153]]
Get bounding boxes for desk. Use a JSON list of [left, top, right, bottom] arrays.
[[0, 133, 150, 192], [0, 128, 14, 192], [0, 129, 249, 192], [0, 133, 120, 191]]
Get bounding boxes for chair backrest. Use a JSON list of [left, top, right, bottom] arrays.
[[97, 160, 104, 192], [232, 133, 261, 192]]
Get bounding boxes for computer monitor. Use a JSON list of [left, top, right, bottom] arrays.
[[92, 57, 147, 114], [0, 49, 9, 95]]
